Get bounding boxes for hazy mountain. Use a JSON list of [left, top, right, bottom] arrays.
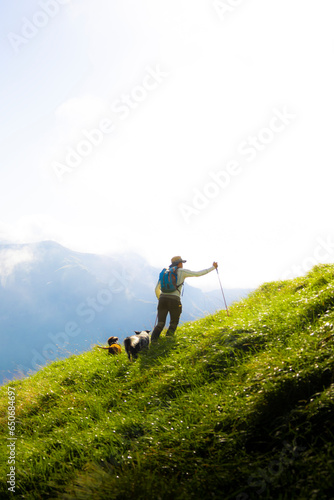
[[0, 241, 252, 384]]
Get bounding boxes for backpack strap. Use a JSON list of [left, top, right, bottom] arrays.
[[169, 265, 182, 292]]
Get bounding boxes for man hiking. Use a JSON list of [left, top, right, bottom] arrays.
[[151, 256, 218, 342]]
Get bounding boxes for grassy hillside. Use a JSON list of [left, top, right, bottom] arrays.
[[1, 265, 334, 499]]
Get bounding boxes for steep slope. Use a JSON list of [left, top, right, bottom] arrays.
[[0, 242, 248, 384], [0, 265, 333, 499]]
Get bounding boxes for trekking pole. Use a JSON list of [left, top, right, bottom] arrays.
[[152, 312, 158, 332], [216, 268, 229, 316]]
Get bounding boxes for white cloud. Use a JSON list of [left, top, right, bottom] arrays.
[[1, 0, 334, 290], [55, 95, 108, 125], [53, 95, 109, 144], [0, 245, 35, 286]]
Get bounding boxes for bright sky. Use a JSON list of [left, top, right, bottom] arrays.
[[1, 0, 333, 289]]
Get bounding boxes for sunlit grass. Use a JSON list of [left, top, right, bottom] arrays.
[[1, 264, 334, 499]]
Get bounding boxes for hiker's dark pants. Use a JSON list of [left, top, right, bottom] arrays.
[[151, 295, 182, 342]]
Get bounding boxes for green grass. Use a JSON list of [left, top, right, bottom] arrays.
[[1, 264, 334, 499]]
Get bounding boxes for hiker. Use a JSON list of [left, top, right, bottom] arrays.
[[151, 256, 218, 342]]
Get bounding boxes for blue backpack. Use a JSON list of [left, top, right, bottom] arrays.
[[159, 266, 180, 293]]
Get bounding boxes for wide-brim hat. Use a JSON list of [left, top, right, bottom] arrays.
[[171, 256, 187, 266]]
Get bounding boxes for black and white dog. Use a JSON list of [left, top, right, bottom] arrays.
[[124, 330, 150, 361]]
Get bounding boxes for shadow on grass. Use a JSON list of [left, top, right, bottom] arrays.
[[138, 334, 177, 370], [243, 366, 333, 453]]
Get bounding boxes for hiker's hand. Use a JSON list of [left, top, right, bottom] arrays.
[[213, 262, 218, 269]]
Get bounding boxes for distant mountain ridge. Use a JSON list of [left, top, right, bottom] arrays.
[[0, 241, 252, 384]]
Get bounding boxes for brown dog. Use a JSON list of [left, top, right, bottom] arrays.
[[97, 336, 122, 355]]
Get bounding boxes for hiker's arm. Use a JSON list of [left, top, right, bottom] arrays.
[[181, 264, 216, 279]]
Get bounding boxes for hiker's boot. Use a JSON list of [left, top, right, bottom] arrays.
[[151, 326, 162, 343]]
